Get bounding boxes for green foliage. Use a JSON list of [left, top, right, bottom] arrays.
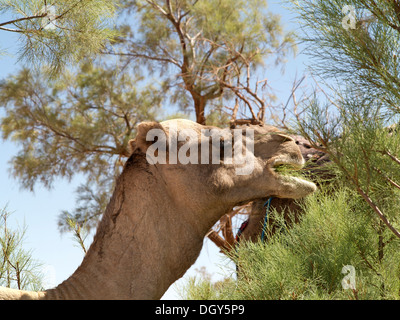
[[290, 0, 400, 239], [290, 0, 400, 112], [0, 0, 118, 73], [0, 206, 44, 290], [65, 214, 88, 254], [182, 276, 229, 300], [182, 187, 400, 300], [0, 63, 161, 190]]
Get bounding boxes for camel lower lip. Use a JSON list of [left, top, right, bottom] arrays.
[[280, 175, 317, 195]]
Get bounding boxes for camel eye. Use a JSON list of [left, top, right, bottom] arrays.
[[219, 139, 233, 160], [219, 139, 225, 156], [220, 139, 232, 150]]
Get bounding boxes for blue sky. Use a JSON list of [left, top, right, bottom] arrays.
[[0, 1, 312, 299]]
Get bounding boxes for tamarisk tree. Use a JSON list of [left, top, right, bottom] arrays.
[[110, 0, 296, 124], [0, 207, 44, 290], [289, 0, 400, 276]]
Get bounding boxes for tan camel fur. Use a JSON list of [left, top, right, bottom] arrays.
[[0, 119, 316, 300]]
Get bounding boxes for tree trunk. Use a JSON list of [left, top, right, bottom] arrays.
[[194, 95, 206, 125]]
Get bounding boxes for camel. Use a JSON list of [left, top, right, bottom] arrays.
[[0, 119, 316, 300]]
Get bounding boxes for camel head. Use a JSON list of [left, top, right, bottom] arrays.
[[129, 119, 316, 208]]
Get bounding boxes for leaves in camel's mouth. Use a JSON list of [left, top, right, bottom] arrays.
[[273, 163, 305, 178]]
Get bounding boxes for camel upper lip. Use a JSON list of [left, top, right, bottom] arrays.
[[270, 156, 305, 171]]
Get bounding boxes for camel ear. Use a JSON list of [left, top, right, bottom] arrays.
[[132, 121, 166, 152], [128, 139, 137, 154]]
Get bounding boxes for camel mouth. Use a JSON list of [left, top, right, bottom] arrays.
[[270, 157, 317, 196]]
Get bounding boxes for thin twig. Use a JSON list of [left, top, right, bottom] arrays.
[[382, 150, 400, 166], [373, 167, 400, 190], [0, 13, 47, 28], [356, 185, 400, 239]]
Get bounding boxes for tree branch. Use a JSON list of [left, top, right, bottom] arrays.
[[356, 186, 400, 239], [373, 167, 400, 190], [0, 13, 47, 28], [0, 26, 24, 33], [381, 149, 400, 166], [145, 0, 168, 17], [331, 153, 400, 240], [102, 50, 181, 67]]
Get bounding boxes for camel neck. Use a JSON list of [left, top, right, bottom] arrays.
[[44, 153, 219, 299]]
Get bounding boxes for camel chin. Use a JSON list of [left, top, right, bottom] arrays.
[[276, 175, 317, 199]]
